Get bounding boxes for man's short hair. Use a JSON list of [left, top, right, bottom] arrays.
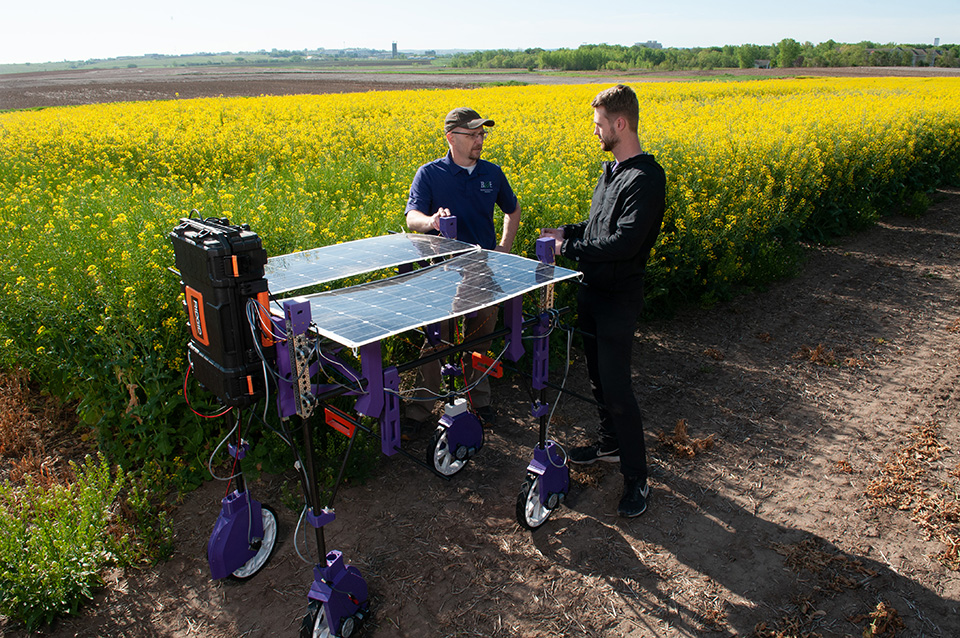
[[591, 84, 639, 132]]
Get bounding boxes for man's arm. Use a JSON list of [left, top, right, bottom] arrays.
[[406, 207, 451, 233], [562, 179, 661, 262], [495, 204, 522, 253]]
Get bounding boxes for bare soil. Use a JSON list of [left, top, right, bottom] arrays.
[[3, 65, 959, 110], [2, 69, 959, 638]]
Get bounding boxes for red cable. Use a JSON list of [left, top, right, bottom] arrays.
[[183, 363, 233, 419]]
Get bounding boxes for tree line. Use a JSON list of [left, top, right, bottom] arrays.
[[449, 40, 960, 71]]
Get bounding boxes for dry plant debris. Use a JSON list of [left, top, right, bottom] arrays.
[[833, 458, 855, 474], [703, 347, 724, 361], [657, 419, 716, 458], [0, 369, 84, 486], [751, 595, 824, 638], [866, 421, 960, 569], [772, 538, 878, 593], [849, 600, 905, 637], [793, 344, 838, 366], [792, 343, 865, 368]]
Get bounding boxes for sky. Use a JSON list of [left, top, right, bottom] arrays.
[[2, 0, 956, 65]]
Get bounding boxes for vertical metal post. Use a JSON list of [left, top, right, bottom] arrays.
[[300, 414, 326, 560]]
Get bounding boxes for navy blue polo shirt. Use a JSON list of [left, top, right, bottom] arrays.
[[405, 153, 518, 250]]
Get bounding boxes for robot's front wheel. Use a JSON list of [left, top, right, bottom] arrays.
[[516, 473, 555, 530], [229, 504, 279, 580], [427, 427, 469, 477]]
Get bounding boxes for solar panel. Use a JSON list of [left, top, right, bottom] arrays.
[[299, 250, 581, 348], [264, 233, 478, 295]]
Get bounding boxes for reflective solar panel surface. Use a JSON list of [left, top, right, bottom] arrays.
[[264, 234, 477, 295], [300, 250, 581, 348]]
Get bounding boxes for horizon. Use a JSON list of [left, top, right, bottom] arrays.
[[4, 39, 955, 69], [3, 0, 957, 66]]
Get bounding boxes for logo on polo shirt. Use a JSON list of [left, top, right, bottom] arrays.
[[480, 180, 494, 193]]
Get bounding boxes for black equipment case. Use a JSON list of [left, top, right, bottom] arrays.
[[170, 215, 272, 407]]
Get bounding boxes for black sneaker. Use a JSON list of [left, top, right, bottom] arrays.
[[618, 477, 649, 518], [568, 442, 620, 465]]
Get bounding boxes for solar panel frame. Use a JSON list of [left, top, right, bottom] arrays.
[[264, 233, 478, 295], [297, 250, 581, 348]]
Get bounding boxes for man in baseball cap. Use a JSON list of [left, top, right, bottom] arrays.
[[403, 108, 521, 431]]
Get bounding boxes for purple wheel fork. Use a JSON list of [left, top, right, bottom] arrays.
[[207, 438, 277, 580]]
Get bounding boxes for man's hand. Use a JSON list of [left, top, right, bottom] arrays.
[[540, 227, 565, 254], [429, 207, 452, 231], [406, 207, 452, 233]]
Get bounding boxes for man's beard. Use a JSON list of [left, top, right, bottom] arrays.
[[599, 132, 618, 153]]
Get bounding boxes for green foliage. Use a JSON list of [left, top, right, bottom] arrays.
[[0, 455, 173, 630], [448, 40, 959, 72]]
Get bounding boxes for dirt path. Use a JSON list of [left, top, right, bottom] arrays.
[[5, 188, 955, 637]]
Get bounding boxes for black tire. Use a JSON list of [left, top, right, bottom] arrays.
[[228, 504, 280, 581], [300, 600, 331, 638], [516, 474, 554, 530], [427, 427, 469, 477]]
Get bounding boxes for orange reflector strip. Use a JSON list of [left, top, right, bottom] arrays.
[[246, 375, 254, 395], [471, 352, 503, 378], [324, 407, 356, 439], [230, 255, 240, 277]]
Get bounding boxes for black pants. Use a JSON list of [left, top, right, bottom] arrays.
[[578, 287, 648, 483]]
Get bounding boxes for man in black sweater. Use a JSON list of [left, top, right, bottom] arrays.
[[540, 84, 666, 518]]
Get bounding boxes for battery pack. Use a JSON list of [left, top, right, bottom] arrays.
[[171, 215, 272, 406]]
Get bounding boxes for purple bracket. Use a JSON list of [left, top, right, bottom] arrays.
[[425, 322, 442, 346], [306, 507, 336, 529], [532, 312, 550, 390], [381, 366, 400, 456], [439, 215, 457, 239], [273, 314, 297, 418], [285, 297, 312, 334], [354, 341, 383, 418], [440, 363, 461, 378], [504, 296, 524, 362], [227, 440, 249, 461], [531, 400, 550, 419], [535, 236, 556, 264]]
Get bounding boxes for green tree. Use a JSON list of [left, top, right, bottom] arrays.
[[777, 38, 802, 67], [738, 44, 762, 68]]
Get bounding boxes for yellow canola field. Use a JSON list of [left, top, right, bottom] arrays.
[[0, 77, 957, 462]]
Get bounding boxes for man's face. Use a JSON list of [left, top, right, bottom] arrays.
[[593, 107, 619, 153], [447, 127, 486, 163]]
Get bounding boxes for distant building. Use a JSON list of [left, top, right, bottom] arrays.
[[636, 40, 663, 49], [869, 46, 943, 66], [392, 42, 398, 58], [754, 59, 771, 69]]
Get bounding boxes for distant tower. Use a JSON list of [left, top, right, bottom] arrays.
[[392, 42, 397, 58], [934, 37, 940, 47]]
